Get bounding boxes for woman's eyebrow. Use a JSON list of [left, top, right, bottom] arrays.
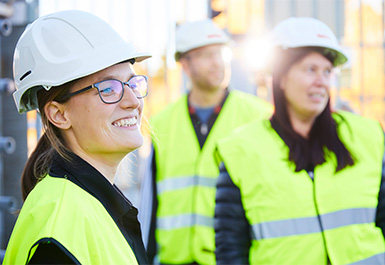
[[96, 75, 116, 82], [96, 73, 135, 82]]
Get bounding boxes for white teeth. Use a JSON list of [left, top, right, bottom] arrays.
[[113, 117, 137, 127], [310, 93, 323, 98]]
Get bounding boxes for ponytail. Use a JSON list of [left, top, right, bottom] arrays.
[[21, 133, 53, 200]]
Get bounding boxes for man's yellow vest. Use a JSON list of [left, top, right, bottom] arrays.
[[216, 112, 385, 264], [151, 90, 272, 264], [3, 175, 138, 265]]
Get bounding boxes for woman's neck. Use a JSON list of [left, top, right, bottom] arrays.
[[73, 150, 122, 184], [290, 115, 316, 139]]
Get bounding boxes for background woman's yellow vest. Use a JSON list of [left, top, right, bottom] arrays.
[[3, 176, 138, 265], [151, 91, 272, 264], [217, 112, 385, 265]]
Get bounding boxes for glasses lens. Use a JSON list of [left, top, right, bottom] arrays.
[[128, 75, 148, 98], [97, 80, 123, 103]]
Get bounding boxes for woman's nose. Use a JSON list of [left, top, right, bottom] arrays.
[[119, 85, 141, 109], [315, 71, 330, 87]]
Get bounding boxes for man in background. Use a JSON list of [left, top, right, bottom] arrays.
[[139, 19, 272, 264]]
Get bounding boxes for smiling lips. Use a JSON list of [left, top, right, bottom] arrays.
[[112, 117, 137, 127], [309, 91, 325, 101]]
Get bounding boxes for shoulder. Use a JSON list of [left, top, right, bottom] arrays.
[[334, 111, 384, 147], [217, 119, 270, 156], [225, 118, 270, 141], [25, 176, 98, 218], [150, 95, 188, 123], [334, 110, 374, 123], [8, 177, 94, 251], [228, 90, 272, 108], [334, 111, 383, 133]]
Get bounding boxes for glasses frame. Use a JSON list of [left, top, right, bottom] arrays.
[[59, 75, 148, 104]]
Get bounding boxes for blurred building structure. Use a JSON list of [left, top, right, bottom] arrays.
[[209, 0, 385, 125], [34, 0, 385, 130], [0, 0, 38, 259], [1, 0, 385, 259]]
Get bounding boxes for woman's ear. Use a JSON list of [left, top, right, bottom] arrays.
[[44, 101, 71, 130]]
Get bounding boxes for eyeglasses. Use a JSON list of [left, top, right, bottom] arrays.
[[60, 75, 148, 104]]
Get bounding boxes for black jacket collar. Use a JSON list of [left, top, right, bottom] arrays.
[[49, 151, 135, 220], [48, 151, 149, 264]]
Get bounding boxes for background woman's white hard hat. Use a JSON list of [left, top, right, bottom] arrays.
[[13, 9, 151, 113], [175, 19, 230, 61], [270, 17, 348, 66]]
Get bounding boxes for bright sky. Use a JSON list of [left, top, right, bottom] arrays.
[[39, 0, 209, 75]]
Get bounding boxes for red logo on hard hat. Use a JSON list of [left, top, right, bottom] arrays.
[[317, 34, 330, 39], [208, 34, 222, 38]]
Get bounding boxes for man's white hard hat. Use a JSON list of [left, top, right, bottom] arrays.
[[270, 17, 348, 66], [175, 19, 230, 61], [13, 9, 151, 113]]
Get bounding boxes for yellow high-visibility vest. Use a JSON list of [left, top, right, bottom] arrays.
[[3, 175, 138, 265], [152, 90, 272, 264], [216, 112, 385, 264]]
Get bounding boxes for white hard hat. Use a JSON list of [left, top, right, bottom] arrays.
[[175, 19, 230, 60], [13, 10, 151, 113], [270, 17, 348, 66]]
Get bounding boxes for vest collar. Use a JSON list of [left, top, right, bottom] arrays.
[[49, 151, 137, 221]]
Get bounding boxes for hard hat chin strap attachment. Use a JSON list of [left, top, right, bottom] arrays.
[[42, 85, 52, 91]]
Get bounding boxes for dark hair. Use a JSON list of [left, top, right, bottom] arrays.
[[270, 47, 354, 172], [21, 81, 77, 200]]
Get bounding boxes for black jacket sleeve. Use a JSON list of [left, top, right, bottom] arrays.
[[28, 241, 77, 264], [146, 150, 158, 263], [214, 162, 251, 265], [375, 150, 385, 238]]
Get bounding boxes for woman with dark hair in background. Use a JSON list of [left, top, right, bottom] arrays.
[[214, 17, 385, 264]]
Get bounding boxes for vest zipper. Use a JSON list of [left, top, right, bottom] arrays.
[[311, 171, 331, 264]]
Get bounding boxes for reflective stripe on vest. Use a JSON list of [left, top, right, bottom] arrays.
[[157, 175, 217, 194], [350, 253, 385, 265], [157, 214, 214, 230], [251, 207, 376, 240], [152, 91, 272, 264], [216, 112, 385, 265]]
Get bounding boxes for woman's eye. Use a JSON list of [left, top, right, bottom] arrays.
[[307, 66, 316, 73], [100, 87, 114, 94]]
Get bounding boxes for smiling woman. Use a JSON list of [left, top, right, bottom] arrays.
[[54, 63, 146, 179], [3, 10, 151, 265]]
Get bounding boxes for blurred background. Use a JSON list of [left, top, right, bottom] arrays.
[[0, 0, 383, 258]]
